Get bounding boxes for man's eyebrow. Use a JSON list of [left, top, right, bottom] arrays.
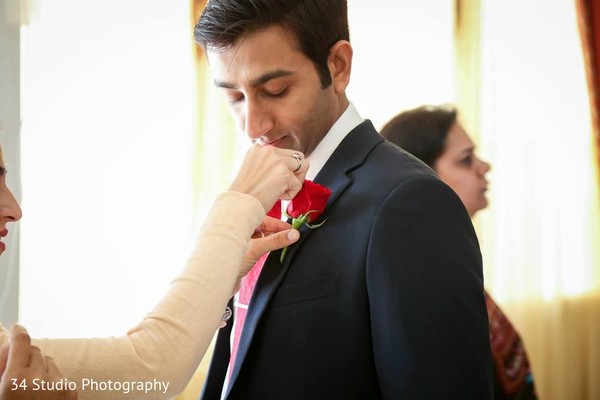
[[214, 69, 294, 89], [0, 166, 6, 177], [249, 69, 293, 87]]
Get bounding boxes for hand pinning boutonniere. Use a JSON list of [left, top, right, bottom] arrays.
[[280, 180, 332, 262]]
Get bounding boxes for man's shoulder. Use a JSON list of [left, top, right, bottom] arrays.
[[334, 121, 437, 180], [361, 138, 439, 184]]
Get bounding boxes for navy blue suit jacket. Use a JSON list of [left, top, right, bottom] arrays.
[[201, 121, 493, 399]]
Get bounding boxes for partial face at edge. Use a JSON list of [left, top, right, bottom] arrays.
[[207, 25, 343, 157], [0, 151, 22, 256], [433, 123, 491, 217]]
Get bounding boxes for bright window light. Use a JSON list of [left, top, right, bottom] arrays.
[[347, 0, 456, 129], [479, 0, 599, 301], [19, 0, 196, 337]]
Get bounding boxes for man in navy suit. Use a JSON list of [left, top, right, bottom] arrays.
[[195, 1, 493, 399]]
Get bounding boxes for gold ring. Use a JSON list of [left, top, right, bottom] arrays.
[[291, 153, 302, 173]]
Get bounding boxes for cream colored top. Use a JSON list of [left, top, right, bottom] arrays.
[[0, 192, 264, 400]]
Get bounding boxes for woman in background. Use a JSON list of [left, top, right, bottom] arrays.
[[381, 105, 537, 400], [0, 144, 307, 400]]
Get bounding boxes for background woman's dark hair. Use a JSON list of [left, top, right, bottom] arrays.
[[380, 105, 458, 168], [194, 0, 349, 89]]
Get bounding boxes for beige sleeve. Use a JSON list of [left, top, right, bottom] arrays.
[[32, 192, 264, 400]]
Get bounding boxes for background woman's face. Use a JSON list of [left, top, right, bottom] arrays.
[[433, 123, 491, 217]]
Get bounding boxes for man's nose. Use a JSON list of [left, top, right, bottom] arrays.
[[244, 101, 273, 140]]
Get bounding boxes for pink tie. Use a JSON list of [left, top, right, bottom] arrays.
[[229, 200, 282, 375]]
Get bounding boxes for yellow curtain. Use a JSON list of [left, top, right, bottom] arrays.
[[176, 1, 244, 399], [575, 0, 600, 182], [189, 0, 242, 226], [455, 1, 600, 399], [454, 0, 483, 235], [454, 0, 482, 144]]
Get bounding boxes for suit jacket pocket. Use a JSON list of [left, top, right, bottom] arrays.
[[273, 273, 339, 308]]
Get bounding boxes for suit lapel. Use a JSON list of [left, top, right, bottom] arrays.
[[224, 121, 383, 397], [224, 222, 314, 395]]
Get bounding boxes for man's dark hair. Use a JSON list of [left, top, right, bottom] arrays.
[[380, 105, 458, 168], [194, 0, 349, 88]]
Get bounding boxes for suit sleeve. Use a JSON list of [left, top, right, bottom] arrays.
[[367, 176, 493, 400]]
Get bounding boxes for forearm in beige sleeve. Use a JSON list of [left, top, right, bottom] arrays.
[[32, 192, 264, 400]]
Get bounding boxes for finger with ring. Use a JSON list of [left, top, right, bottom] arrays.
[[291, 153, 302, 173]]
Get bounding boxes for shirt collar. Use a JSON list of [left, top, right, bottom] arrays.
[[306, 102, 363, 181]]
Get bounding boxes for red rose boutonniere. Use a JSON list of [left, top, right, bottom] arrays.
[[280, 180, 332, 262]]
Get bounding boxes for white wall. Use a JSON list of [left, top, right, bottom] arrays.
[[19, 0, 196, 337], [347, 0, 456, 129]]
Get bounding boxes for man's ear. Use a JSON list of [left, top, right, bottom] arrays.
[[328, 40, 353, 94]]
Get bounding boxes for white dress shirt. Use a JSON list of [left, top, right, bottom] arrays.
[[305, 102, 363, 180]]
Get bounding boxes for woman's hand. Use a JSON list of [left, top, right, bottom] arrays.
[[0, 325, 78, 400], [232, 216, 300, 293], [228, 145, 308, 212]]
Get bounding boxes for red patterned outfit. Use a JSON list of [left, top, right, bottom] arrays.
[[486, 292, 538, 400]]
